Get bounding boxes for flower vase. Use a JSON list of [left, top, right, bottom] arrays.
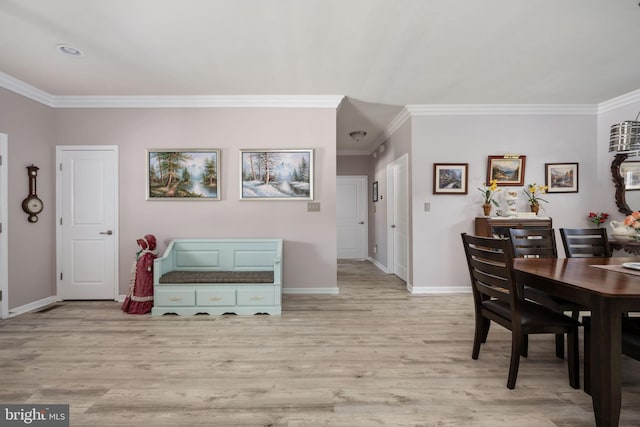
[[482, 204, 492, 216], [530, 203, 540, 215]]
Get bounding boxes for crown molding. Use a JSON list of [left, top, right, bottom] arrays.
[[0, 72, 55, 106], [337, 149, 370, 156], [598, 89, 640, 114], [405, 104, 597, 115], [370, 107, 411, 153], [51, 95, 345, 109], [0, 73, 344, 108]]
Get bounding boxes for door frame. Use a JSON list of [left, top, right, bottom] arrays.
[[55, 145, 120, 300], [386, 154, 409, 281], [337, 175, 368, 259], [0, 134, 7, 318]]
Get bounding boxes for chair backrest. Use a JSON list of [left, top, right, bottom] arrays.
[[461, 233, 520, 311], [508, 228, 558, 259], [559, 228, 612, 258]]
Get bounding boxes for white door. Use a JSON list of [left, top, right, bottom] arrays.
[[57, 146, 119, 300], [0, 134, 7, 318], [387, 155, 409, 282], [337, 176, 368, 259]]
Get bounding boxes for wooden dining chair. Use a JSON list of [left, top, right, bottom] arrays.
[[582, 316, 640, 394], [559, 228, 612, 258], [508, 228, 585, 359], [508, 227, 558, 259], [461, 233, 580, 389]]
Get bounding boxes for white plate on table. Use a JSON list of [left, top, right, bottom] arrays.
[[622, 262, 640, 271]]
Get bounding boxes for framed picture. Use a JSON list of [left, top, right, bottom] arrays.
[[240, 149, 313, 200], [545, 162, 579, 193], [147, 149, 220, 200], [487, 155, 526, 186], [433, 163, 468, 194], [620, 160, 640, 191], [372, 181, 379, 202]]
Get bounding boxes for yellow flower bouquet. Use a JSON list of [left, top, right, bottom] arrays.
[[478, 179, 501, 207], [523, 183, 548, 206]]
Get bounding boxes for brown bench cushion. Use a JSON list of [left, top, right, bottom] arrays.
[[159, 270, 274, 284]]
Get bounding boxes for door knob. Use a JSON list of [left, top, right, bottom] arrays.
[[391, 225, 396, 228], [100, 230, 113, 235], [358, 221, 365, 224]]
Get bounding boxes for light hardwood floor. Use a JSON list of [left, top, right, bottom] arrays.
[[1, 260, 640, 426]]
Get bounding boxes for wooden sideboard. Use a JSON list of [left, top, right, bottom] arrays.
[[475, 217, 553, 238], [609, 240, 640, 255]]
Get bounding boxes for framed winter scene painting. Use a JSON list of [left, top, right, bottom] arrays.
[[146, 149, 220, 200], [240, 149, 314, 200]]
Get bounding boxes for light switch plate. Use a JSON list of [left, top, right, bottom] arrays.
[[307, 202, 321, 212]]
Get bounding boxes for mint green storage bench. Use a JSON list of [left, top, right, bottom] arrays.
[[152, 239, 283, 316]]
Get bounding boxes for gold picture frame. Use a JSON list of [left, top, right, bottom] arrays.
[[487, 155, 526, 186]]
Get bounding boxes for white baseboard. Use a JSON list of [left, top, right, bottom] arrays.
[[8, 296, 59, 318], [283, 287, 340, 295], [408, 285, 471, 294], [368, 257, 390, 273]]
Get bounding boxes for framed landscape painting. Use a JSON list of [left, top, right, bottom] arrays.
[[487, 155, 526, 186], [147, 149, 220, 200], [240, 149, 313, 200], [433, 163, 468, 194], [545, 162, 579, 193]]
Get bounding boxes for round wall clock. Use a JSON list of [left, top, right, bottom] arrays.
[[21, 164, 43, 223]]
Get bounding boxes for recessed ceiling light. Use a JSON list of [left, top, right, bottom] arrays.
[[56, 44, 83, 57]]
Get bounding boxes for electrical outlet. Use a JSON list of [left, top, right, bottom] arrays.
[[424, 202, 431, 212]]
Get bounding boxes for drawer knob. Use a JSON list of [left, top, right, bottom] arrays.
[[209, 296, 223, 301], [169, 296, 183, 302], [250, 296, 264, 301]]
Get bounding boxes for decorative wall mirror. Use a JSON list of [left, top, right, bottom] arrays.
[[612, 153, 640, 215]]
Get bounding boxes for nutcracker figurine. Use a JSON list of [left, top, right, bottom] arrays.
[[121, 234, 157, 314]]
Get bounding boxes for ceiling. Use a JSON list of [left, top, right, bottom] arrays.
[[1, 1, 639, 154]]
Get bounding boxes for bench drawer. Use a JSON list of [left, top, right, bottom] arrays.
[[196, 288, 236, 306], [155, 289, 195, 307], [237, 288, 274, 306]]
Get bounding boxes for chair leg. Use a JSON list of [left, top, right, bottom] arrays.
[[555, 334, 564, 359], [555, 310, 579, 359], [522, 334, 528, 357], [472, 315, 489, 359], [567, 329, 580, 389], [584, 323, 591, 395], [507, 333, 522, 389], [480, 318, 490, 343]]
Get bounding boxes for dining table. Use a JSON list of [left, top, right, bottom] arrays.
[[514, 256, 640, 427]]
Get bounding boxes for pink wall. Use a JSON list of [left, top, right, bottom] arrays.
[[371, 121, 412, 271], [410, 113, 597, 291], [0, 91, 338, 310], [53, 108, 338, 294], [337, 155, 370, 176], [0, 88, 56, 308]]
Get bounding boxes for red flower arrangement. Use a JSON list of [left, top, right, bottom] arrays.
[[588, 212, 609, 228]]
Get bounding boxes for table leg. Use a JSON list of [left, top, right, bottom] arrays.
[[590, 297, 622, 427]]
